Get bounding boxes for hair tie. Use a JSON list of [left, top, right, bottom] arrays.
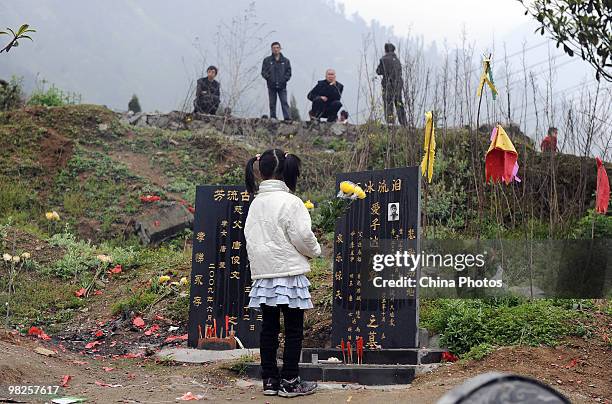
[[284, 153, 289, 158]]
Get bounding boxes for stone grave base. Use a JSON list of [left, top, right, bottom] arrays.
[[243, 348, 446, 385]]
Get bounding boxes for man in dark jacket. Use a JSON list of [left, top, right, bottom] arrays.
[[376, 43, 407, 126], [261, 42, 292, 120], [307, 69, 343, 122], [193, 65, 220, 115]]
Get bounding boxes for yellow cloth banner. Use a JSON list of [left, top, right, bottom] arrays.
[[420, 111, 436, 183], [476, 58, 498, 98]]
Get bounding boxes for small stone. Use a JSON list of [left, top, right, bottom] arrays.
[[98, 123, 109, 131], [235, 379, 254, 389], [556, 380, 562, 385], [34, 347, 56, 357]]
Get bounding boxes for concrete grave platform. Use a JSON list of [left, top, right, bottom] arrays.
[[243, 362, 419, 385], [300, 347, 445, 365], [156, 347, 259, 363]]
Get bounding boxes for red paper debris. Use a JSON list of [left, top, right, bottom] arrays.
[[60, 375, 71, 387], [75, 288, 87, 298], [144, 324, 160, 336], [133, 316, 145, 328], [109, 264, 122, 274], [109, 341, 117, 347], [27, 326, 51, 340], [177, 392, 204, 401], [442, 351, 459, 362], [94, 329, 104, 338], [121, 352, 143, 359], [140, 195, 161, 203], [154, 220, 160, 227], [73, 360, 88, 365], [164, 334, 188, 343], [94, 290, 103, 295], [187, 206, 195, 214], [85, 341, 101, 349], [566, 358, 578, 369], [103, 367, 114, 372], [154, 315, 166, 321]]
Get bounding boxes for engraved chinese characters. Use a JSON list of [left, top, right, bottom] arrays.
[[188, 186, 262, 348], [331, 167, 420, 349]]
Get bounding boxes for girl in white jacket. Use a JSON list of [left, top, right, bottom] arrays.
[[244, 148, 321, 398]]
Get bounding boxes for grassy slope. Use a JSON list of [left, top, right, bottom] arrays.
[[0, 105, 609, 354]]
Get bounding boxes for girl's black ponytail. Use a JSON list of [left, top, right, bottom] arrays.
[[245, 156, 258, 194], [283, 153, 301, 192]]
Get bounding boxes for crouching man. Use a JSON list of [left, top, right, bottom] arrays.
[[194, 65, 220, 115], [307, 69, 343, 122]]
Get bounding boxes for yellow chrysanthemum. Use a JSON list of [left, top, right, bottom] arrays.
[[179, 277, 189, 285], [158, 275, 171, 283], [340, 181, 355, 194], [45, 212, 54, 220], [304, 200, 315, 210]]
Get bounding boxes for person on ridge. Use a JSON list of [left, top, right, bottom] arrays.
[[307, 69, 343, 122], [540, 127, 558, 153], [376, 43, 407, 126], [261, 42, 292, 120], [193, 65, 220, 115]]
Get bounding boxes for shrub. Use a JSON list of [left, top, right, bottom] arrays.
[[420, 298, 579, 355], [463, 343, 495, 361], [128, 94, 142, 113], [28, 80, 80, 107], [0, 76, 25, 111]]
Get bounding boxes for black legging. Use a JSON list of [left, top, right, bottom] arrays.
[[259, 304, 304, 380]]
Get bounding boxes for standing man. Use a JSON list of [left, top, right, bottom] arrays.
[[307, 69, 343, 122], [261, 42, 292, 120], [376, 43, 407, 126], [193, 65, 221, 115]]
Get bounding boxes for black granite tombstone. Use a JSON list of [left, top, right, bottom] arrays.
[[331, 167, 421, 349], [187, 185, 261, 348]]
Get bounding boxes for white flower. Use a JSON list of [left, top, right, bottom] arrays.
[[2, 253, 12, 262], [96, 254, 112, 263], [12, 255, 20, 263]]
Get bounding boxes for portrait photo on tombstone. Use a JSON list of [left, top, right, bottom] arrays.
[[387, 202, 399, 222]]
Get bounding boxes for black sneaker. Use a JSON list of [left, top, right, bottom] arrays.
[[278, 377, 317, 398], [263, 377, 279, 396]]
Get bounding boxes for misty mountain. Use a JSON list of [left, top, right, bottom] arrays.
[[1, 0, 411, 117]]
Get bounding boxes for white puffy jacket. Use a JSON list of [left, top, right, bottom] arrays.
[[245, 179, 321, 279]]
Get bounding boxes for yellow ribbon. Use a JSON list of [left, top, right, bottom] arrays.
[[420, 111, 436, 183], [476, 58, 497, 98]]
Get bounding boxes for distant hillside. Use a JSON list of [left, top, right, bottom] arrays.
[[0, 104, 607, 243]]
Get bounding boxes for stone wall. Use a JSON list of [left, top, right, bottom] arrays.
[[118, 111, 358, 141]]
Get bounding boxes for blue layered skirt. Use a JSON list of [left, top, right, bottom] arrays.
[[248, 275, 313, 310]]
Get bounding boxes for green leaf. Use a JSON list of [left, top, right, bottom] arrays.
[[19, 35, 33, 41], [16, 24, 29, 36]]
